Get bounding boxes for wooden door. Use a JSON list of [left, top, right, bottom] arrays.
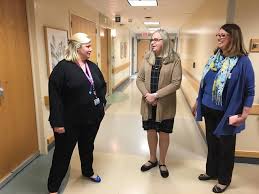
[[137, 40, 150, 72], [0, 0, 38, 180], [71, 14, 97, 63], [100, 27, 109, 93]]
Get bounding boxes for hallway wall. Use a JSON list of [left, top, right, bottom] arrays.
[[111, 25, 131, 89], [179, 0, 227, 81], [178, 0, 227, 142], [233, 0, 259, 151], [235, 0, 259, 104], [179, 0, 259, 156]]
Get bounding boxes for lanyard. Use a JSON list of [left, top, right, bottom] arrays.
[[83, 62, 94, 85], [82, 62, 97, 95]]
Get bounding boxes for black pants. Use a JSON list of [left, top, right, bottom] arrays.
[[204, 106, 236, 185], [47, 121, 101, 193]]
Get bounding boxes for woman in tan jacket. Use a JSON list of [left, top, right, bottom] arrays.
[[136, 29, 182, 178]]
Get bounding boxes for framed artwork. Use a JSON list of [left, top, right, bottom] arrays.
[[44, 26, 68, 75], [120, 42, 124, 59], [249, 39, 259, 52], [124, 42, 127, 58], [120, 41, 128, 59]]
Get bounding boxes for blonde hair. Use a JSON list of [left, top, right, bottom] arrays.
[[147, 29, 174, 65], [65, 32, 91, 62]]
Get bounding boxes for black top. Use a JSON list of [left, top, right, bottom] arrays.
[[48, 59, 106, 128], [150, 57, 162, 93]]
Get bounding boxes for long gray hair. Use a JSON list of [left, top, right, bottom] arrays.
[[146, 29, 175, 65]]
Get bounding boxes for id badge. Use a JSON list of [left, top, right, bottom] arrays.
[[94, 98, 100, 106]]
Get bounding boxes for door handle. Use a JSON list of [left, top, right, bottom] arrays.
[[0, 87, 3, 97], [0, 81, 4, 97]]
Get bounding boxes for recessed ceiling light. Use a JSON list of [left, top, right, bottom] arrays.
[[128, 0, 158, 7], [144, 21, 160, 25]]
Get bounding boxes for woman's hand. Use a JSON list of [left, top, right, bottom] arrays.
[[145, 93, 157, 104], [229, 115, 246, 126], [151, 100, 157, 106], [54, 127, 65, 134], [230, 106, 250, 126]]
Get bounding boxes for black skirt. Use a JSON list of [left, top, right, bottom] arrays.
[[142, 106, 174, 133]]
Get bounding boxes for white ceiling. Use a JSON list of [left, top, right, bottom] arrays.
[[83, 0, 206, 33]]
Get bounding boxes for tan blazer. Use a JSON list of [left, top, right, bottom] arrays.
[[136, 52, 182, 121]]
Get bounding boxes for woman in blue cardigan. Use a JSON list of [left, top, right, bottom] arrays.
[[192, 24, 255, 193]]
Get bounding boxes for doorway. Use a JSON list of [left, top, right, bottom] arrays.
[[71, 14, 97, 63], [137, 39, 150, 72], [0, 0, 38, 181], [100, 27, 110, 93]]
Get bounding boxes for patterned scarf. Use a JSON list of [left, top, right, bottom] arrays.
[[201, 50, 239, 105]]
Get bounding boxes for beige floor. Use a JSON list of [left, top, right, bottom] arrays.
[[64, 78, 259, 194]]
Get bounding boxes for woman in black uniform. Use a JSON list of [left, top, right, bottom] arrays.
[[47, 33, 106, 194]]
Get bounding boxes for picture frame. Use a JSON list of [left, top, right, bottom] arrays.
[[249, 39, 259, 52], [124, 42, 127, 58], [120, 41, 128, 59], [120, 42, 124, 59], [44, 26, 68, 75]]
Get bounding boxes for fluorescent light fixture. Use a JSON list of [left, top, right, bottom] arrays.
[[128, 0, 158, 7], [144, 21, 160, 25], [148, 27, 160, 33], [148, 27, 160, 31]]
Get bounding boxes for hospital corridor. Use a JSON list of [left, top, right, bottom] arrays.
[[1, 0, 259, 194]]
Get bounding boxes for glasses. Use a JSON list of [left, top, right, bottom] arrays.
[[150, 38, 163, 43], [216, 33, 229, 39]]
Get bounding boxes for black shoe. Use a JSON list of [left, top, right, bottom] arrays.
[[159, 164, 169, 178], [212, 184, 229, 193], [198, 173, 217, 181], [140, 160, 158, 172]]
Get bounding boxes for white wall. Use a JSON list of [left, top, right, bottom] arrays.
[[179, 0, 227, 80], [112, 25, 131, 87], [235, 0, 259, 104], [234, 0, 259, 151]]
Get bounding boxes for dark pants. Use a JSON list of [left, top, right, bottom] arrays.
[[47, 121, 101, 193], [204, 106, 236, 185]]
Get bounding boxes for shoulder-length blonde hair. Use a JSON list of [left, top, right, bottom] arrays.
[[216, 23, 248, 57], [65, 32, 91, 63], [146, 29, 175, 65]]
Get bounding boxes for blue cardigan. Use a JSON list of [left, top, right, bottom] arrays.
[[196, 55, 255, 136]]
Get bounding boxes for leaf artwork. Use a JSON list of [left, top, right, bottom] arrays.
[[44, 27, 68, 75], [50, 35, 66, 69]]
